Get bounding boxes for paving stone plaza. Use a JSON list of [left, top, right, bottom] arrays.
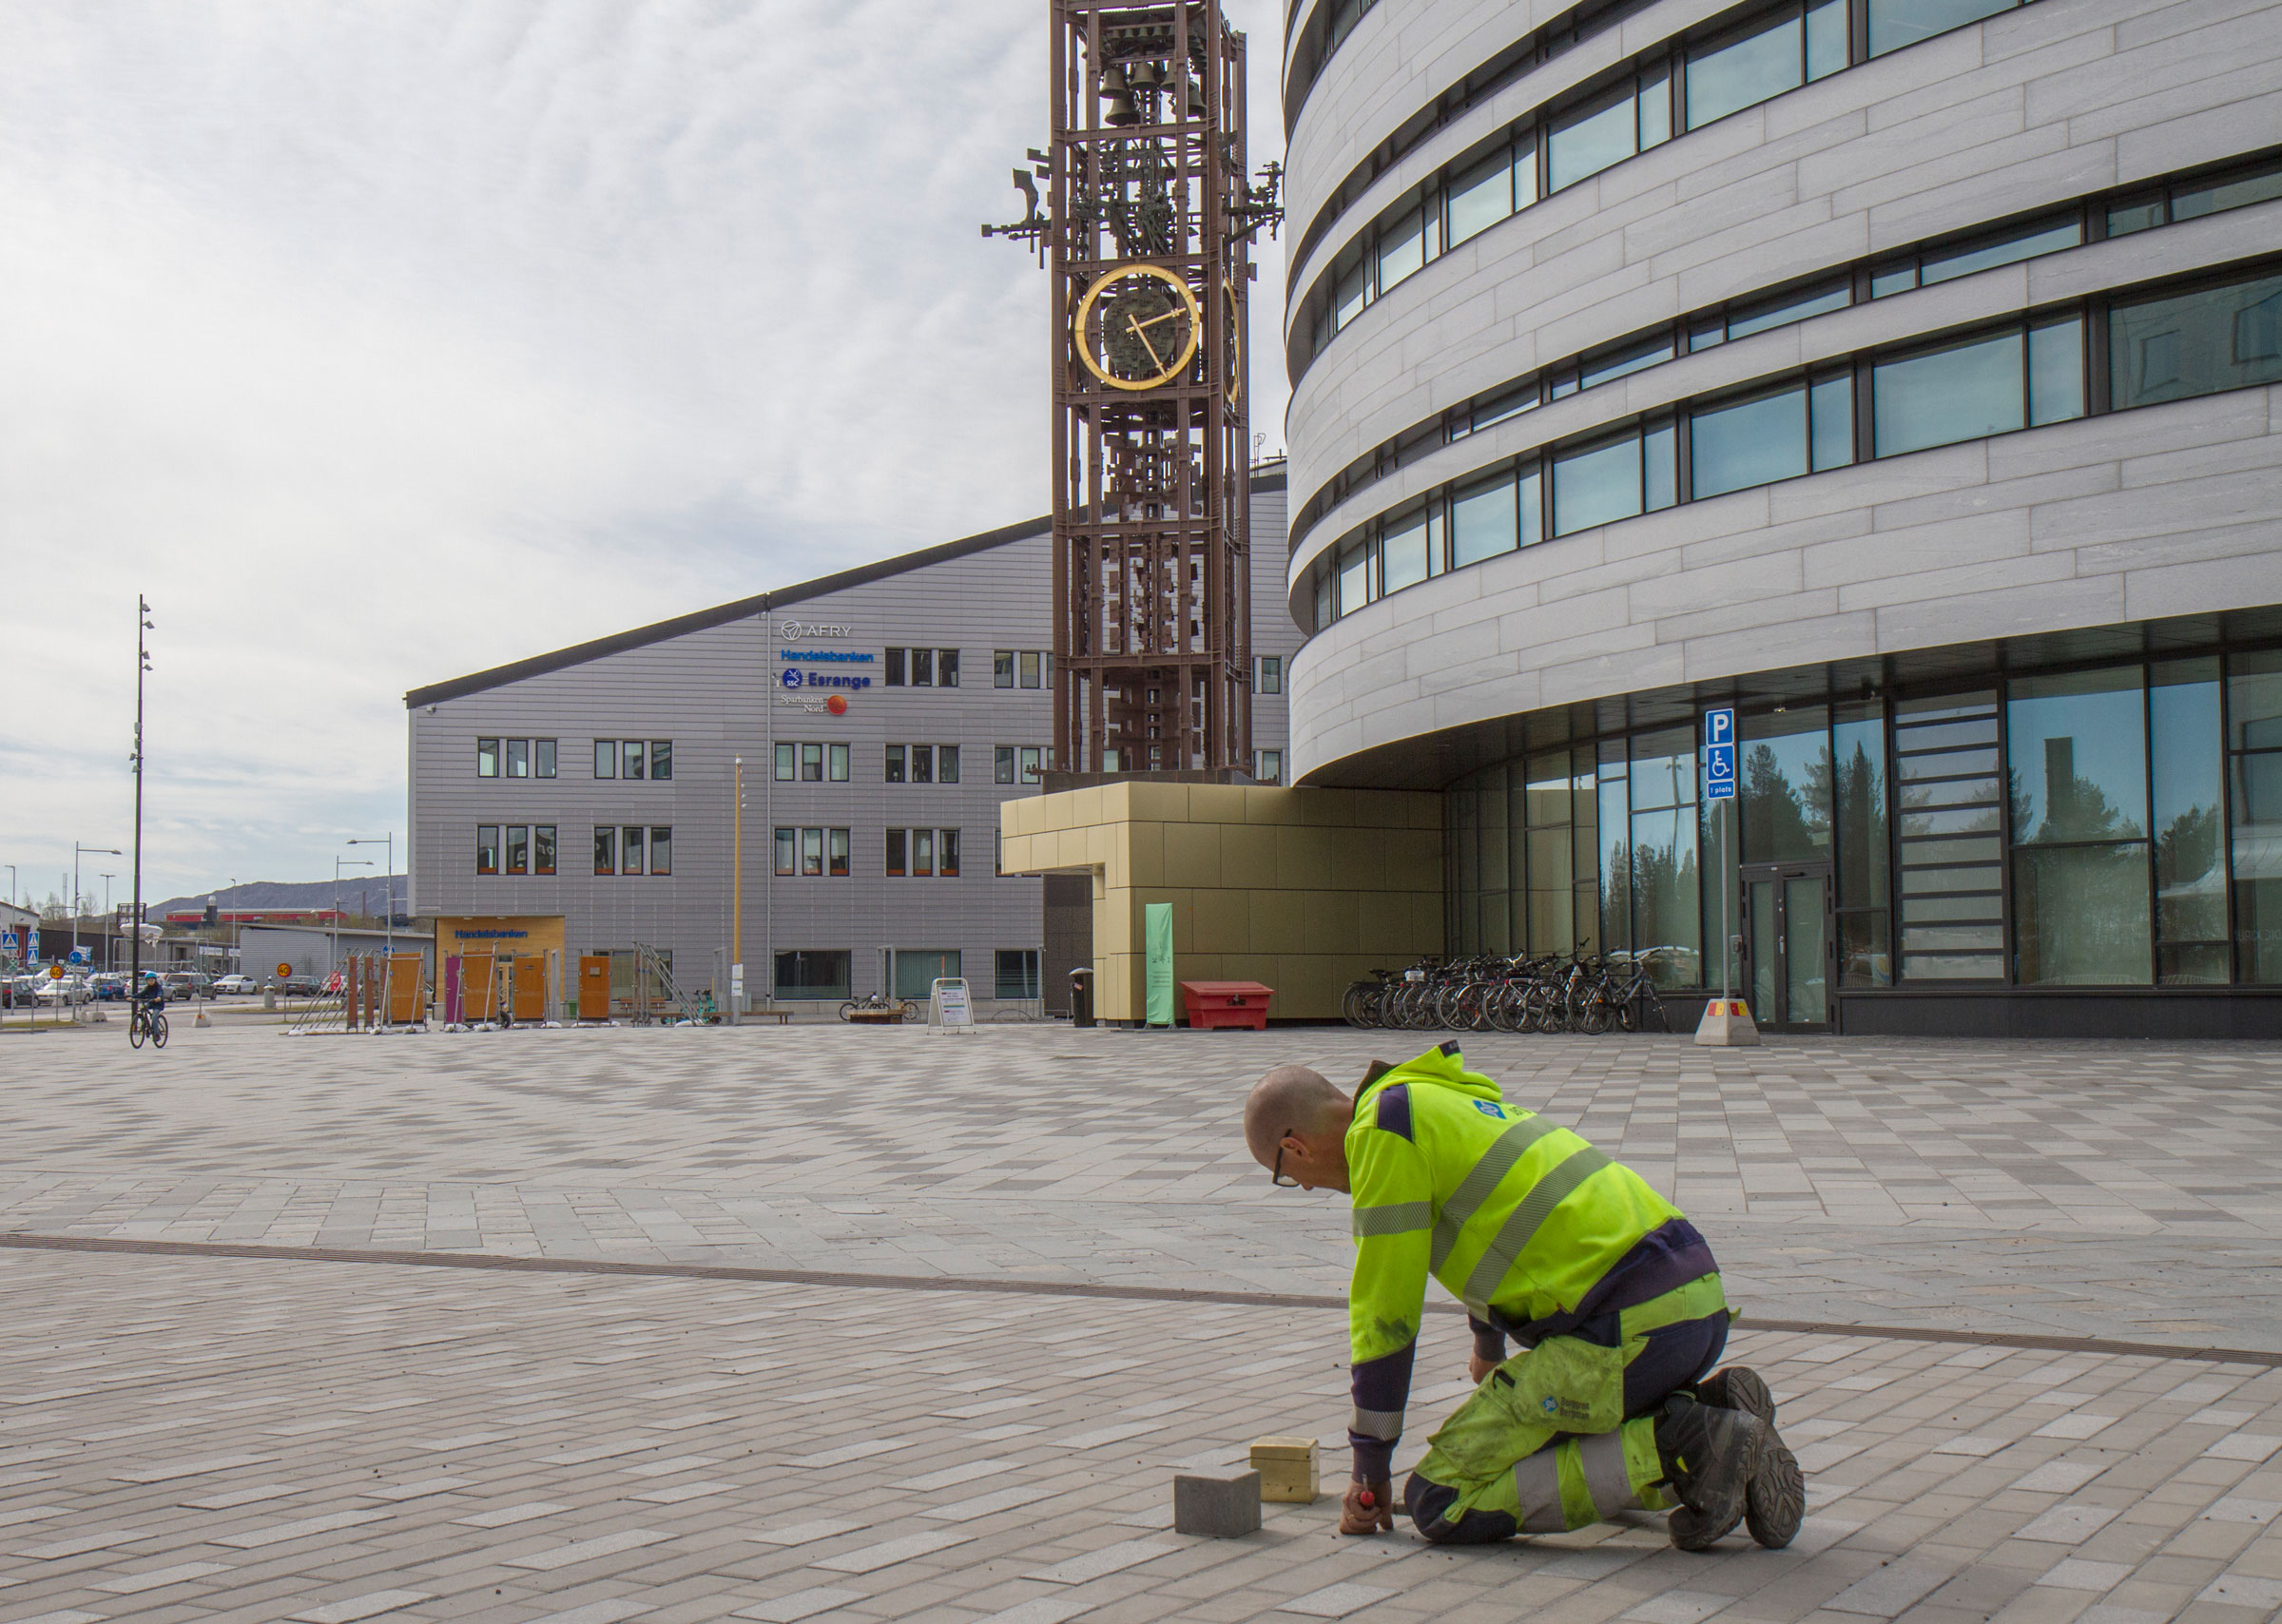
[[3, 1024, 2281, 1624]]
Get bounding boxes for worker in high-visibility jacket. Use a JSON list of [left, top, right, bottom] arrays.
[[1245, 1042, 1803, 1551]]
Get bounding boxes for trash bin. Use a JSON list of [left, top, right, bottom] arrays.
[[1069, 966, 1093, 1028]]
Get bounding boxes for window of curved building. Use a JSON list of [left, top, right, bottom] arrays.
[[1296, 148, 2282, 550], [1304, 259, 2282, 634], [1296, 0, 2036, 369]]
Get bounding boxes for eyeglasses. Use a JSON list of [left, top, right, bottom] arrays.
[[1269, 1129, 1300, 1188]]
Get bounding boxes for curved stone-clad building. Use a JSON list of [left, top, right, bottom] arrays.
[[1279, 0, 2282, 1033]]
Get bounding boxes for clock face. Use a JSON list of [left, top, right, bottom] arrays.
[[1223, 281, 1243, 405], [1074, 263, 1201, 390]]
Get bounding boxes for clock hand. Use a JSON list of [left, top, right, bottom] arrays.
[[1125, 312, 1168, 374]]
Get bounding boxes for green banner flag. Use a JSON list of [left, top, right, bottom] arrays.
[[1144, 902, 1174, 1028]]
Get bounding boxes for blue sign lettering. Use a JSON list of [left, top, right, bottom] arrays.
[[780, 649, 875, 664], [1705, 707, 1734, 747], [780, 668, 804, 689], [1705, 744, 1736, 801]]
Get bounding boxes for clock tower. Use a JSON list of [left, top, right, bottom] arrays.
[[989, 1, 1280, 775]]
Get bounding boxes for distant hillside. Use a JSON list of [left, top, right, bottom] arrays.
[[146, 875, 408, 919]]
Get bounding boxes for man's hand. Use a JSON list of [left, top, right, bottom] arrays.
[[1468, 1352, 1498, 1384], [1340, 1479, 1395, 1536]]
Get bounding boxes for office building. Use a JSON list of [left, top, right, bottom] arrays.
[[405, 471, 1293, 1015]]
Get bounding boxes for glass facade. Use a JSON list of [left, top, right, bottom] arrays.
[[1445, 647, 2282, 1004]]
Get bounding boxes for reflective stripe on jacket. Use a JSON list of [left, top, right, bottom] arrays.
[[1344, 1041, 1687, 1478]]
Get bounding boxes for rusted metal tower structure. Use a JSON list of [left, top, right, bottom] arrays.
[[988, 2, 1281, 774]]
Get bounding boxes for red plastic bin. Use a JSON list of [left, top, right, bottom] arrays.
[[1179, 979, 1274, 1031]]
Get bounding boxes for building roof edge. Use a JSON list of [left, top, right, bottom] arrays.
[[403, 512, 1052, 708], [404, 464, 1284, 709]]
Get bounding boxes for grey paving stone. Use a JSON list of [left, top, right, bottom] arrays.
[[1174, 1466, 1263, 1538], [286, 1590, 435, 1623], [1279, 1581, 1399, 1616], [729, 1588, 865, 1622], [809, 1528, 976, 1573]]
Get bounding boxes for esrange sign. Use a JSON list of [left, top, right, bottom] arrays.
[[780, 667, 870, 690]]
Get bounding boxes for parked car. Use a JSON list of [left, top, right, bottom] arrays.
[[161, 971, 214, 1000], [89, 973, 127, 1000], [2, 976, 43, 1009], [35, 974, 92, 1006], [276, 975, 322, 996], [212, 975, 257, 996]]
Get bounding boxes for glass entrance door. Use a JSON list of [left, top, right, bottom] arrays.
[[1742, 864, 1834, 1030]]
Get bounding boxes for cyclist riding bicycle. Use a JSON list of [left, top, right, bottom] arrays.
[[135, 973, 166, 1015]]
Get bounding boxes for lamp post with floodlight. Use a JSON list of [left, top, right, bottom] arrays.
[[346, 837, 394, 967], [333, 857, 372, 973], [73, 843, 121, 967], [130, 598, 152, 1000]]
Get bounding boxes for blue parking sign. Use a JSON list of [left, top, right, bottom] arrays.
[[1704, 708, 1736, 801]]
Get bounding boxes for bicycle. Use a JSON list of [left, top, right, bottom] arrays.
[[1603, 953, 1672, 1033], [128, 1004, 168, 1049]]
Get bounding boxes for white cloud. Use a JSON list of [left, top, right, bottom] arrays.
[[0, 0, 1288, 908]]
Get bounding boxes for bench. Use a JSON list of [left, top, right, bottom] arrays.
[[745, 1008, 794, 1025]]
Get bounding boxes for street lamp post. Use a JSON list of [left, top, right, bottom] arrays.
[[346, 836, 394, 967], [100, 874, 116, 969], [130, 598, 152, 999], [73, 842, 122, 968], [333, 857, 373, 973]]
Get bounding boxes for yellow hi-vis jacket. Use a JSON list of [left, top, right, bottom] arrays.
[[1343, 1042, 1702, 1479]]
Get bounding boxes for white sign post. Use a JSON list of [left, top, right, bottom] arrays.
[[929, 976, 974, 1034], [1695, 708, 1760, 1048]]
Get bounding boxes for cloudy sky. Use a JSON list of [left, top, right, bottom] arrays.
[[0, 0, 1288, 914]]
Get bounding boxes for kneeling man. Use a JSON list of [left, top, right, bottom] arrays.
[[1246, 1042, 1801, 1551]]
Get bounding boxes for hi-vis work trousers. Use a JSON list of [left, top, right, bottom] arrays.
[[1403, 1273, 1730, 1543]]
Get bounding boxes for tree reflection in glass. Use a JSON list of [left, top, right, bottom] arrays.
[[1740, 710, 1832, 862], [2152, 660, 2225, 981], [2006, 669, 2152, 985]]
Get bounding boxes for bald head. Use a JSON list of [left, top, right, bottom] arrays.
[[1245, 1065, 1350, 1167]]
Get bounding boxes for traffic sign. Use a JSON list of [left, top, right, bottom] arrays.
[[1704, 707, 1737, 802], [277, 962, 293, 978], [68, 948, 87, 965], [1, 931, 15, 952]]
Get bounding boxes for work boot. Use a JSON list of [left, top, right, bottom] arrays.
[[1697, 1365, 1774, 1420], [1694, 1366, 1805, 1550], [1654, 1392, 1764, 1552]]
